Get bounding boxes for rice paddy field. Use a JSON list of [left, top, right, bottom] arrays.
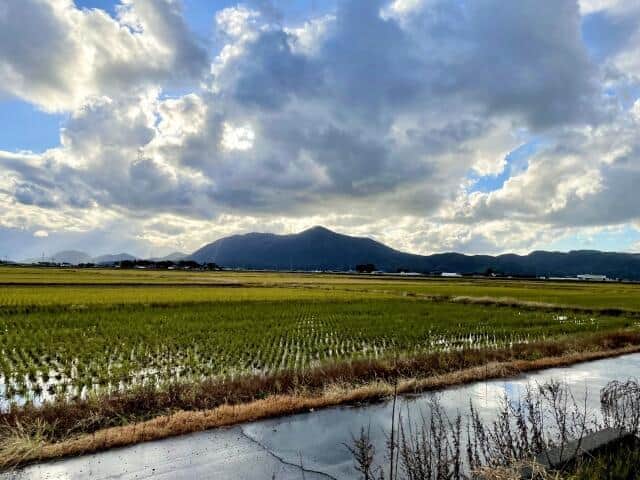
[[1, 266, 640, 410], [4, 266, 640, 310]]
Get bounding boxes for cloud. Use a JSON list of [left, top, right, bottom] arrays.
[[579, 0, 624, 14], [580, 0, 640, 93], [33, 230, 49, 238], [386, 0, 600, 128], [0, 0, 208, 112], [449, 100, 640, 229], [0, 0, 639, 258]]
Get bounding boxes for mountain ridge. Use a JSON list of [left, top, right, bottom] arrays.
[[25, 251, 137, 265], [189, 226, 640, 279], [21, 227, 640, 280]]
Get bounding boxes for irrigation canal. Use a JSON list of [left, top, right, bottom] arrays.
[[4, 352, 640, 479]]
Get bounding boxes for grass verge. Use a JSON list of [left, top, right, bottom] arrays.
[[477, 446, 640, 479], [2, 330, 640, 471]]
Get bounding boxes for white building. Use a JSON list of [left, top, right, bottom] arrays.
[[441, 272, 462, 278], [577, 274, 608, 281]]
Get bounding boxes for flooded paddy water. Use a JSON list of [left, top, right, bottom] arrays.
[[3, 352, 639, 480]]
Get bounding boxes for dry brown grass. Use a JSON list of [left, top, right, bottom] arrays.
[[451, 295, 567, 309], [448, 295, 637, 316], [474, 462, 562, 480], [0, 420, 50, 469], [3, 334, 640, 471]]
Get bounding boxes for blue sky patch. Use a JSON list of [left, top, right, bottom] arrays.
[[469, 139, 546, 193], [0, 100, 65, 152], [549, 226, 640, 253]]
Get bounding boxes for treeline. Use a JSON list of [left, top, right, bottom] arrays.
[[76, 260, 222, 270]]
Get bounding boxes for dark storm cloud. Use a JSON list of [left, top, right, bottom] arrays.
[[231, 30, 323, 110]]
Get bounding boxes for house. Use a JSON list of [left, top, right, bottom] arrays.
[[441, 272, 462, 278]]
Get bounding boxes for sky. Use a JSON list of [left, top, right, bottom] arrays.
[[1, 0, 640, 260]]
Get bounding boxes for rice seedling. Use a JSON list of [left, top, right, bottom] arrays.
[[0, 296, 636, 409]]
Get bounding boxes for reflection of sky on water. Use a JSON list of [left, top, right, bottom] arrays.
[[6, 353, 640, 480], [243, 353, 640, 479]]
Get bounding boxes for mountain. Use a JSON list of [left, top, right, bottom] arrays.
[[23, 250, 93, 264], [189, 226, 407, 271], [190, 226, 640, 280], [23, 251, 183, 265], [93, 253, 137, 264], [49, 250, 92, 265], [24, 251, 138, 265], [151, 252, 188, 262]]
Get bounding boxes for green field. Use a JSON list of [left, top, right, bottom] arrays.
[[1, 266, 640, 407], [3, 266, 640, 310]]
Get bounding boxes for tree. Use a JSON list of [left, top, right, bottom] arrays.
[[356, 263, 376, 273]]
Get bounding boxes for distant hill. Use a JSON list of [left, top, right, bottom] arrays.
[[92, 253, 137, 264], [24, 251, 137, 265], [23, 251, 187, 266], [50, 250, 92, 265], [190, 226, 640, 280], [150, 252, 188, 262]]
